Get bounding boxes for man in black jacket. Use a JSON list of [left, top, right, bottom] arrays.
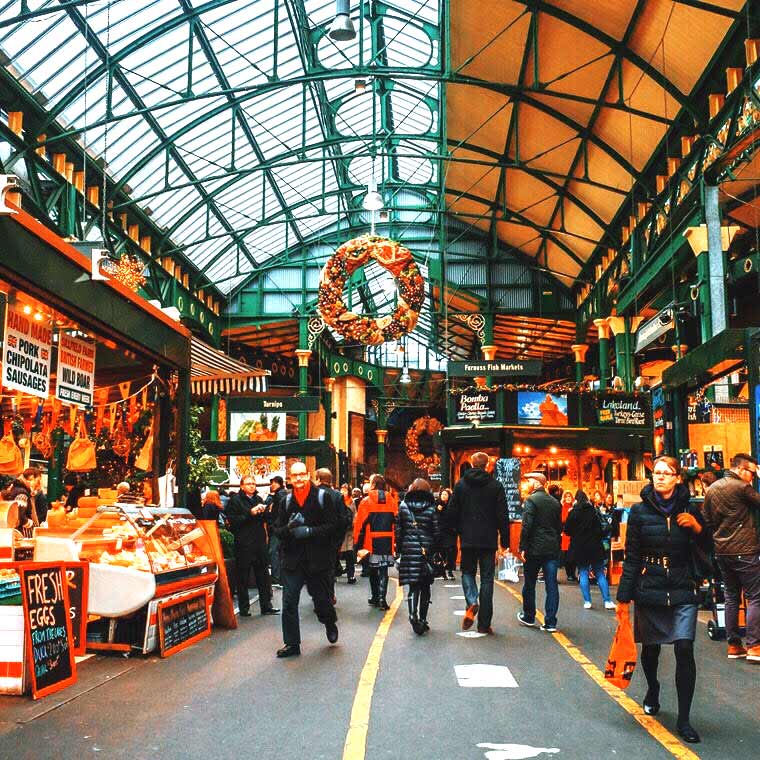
[[446, 452, 509, 634], [273, 461, 340, 658], [226, 476, 279, 618], [315, 467, 345, 601], [518, 472, 562, 632]]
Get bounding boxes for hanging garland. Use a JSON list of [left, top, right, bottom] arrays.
[[405, 416, 444, 471], [318, 235, 425, 345]]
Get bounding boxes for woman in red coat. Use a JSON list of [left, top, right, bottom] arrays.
[[354, 475, 398, 610], [560, 490, 577, 582]]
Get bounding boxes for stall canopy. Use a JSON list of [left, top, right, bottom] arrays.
[[190, 336, 269, 395]]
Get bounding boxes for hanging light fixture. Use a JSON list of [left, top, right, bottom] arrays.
[[362, 174, 383, 211], [399, 366, 411, 385], [354, 78, 367, 93], [328, 0, 356, 42]]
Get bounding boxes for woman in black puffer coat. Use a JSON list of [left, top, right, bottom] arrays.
[[616, 456, 712, 744], [397, 478, 440, 635]]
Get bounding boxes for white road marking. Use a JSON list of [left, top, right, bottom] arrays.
[[450, 595, 466, 600], [444, 583, 459, 588], [456, 631, 487, 638], [455, 664, 518, 688], [477, 743, 559, 759], [453, 610, 465, 616]]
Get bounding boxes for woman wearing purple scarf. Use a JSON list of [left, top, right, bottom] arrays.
[[616, 455, 712, 744]]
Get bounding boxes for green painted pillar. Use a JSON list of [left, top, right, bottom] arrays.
[[176, 369, 191, 507], [671, 386, 688, 457], [296, 318, 311, 439], [376, 399, 388, 475], [695, 249, 712, 342], [209, 396, 219, 441], [481, 313, 496, 386], [571, 343, 589, 384], [323, 377, 335, 445], [48, 428, 65, 501], [594, 318, 611, 389]]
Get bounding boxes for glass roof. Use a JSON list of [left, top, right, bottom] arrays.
[[0, 0, 747, 325], [0, 0, 442, 293]]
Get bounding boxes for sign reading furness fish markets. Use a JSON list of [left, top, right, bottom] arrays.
[[55, 334, 96, 407], [448, 360, 542, 378], [2, 304, 52, 399]]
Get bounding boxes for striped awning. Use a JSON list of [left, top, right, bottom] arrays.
[[190, 336, 269, 395]]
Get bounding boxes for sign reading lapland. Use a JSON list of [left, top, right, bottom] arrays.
[[55, 333, 96, 407], [2, 305, 52, 399]]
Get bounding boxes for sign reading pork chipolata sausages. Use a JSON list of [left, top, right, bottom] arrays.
[[2, 305, 52, 399]]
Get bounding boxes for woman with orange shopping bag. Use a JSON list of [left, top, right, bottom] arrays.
[[616, 455, 712, 744]]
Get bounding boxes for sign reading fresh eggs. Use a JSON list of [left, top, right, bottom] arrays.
[[55, 334, 96, 407], [2, 305, 52, 399]]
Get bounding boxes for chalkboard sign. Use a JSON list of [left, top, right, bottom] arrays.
[[495, 458, 522, 521], [158, 589, 211, 658], [20, 563, 77, 699], [64, 562, 89, 656]]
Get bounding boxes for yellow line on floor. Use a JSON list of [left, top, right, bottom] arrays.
[[495, 580, 700, 760], [342, 579, 404, 760]]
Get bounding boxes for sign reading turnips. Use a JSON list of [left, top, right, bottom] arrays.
[[455, 391, 498, 423]]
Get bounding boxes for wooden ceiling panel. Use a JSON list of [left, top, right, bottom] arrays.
[[447, 85, 513, 152], [546, 0, 637, 41], [450, 1, 529, 82]]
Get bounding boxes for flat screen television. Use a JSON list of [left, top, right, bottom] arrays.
[[517, 391, 568, 426]]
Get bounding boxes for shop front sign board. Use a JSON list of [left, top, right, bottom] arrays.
[[583, 393, 651, 428], [158, 589, 211, 658], [448, 360, 542, 378], [19, 562, 77, 699], [454, 391, 498, 423], [64, 562, 89, 657], [495, 458, 522, 521], [227, 396, 320, 413], [55, 334, 96, 407], [2, 305, 52, 399]]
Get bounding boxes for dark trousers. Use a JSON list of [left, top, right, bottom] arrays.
[[338, 550, 356, 580], [369, 566, 389, 602], [281, 566, 337, 646], [717, 554, 760, 648], [268, 534, 281, 584], [444, 545, 458, 571], [460, 547, 496, 628], [235, 550, 273, 614], [522, 556, 560, 628]]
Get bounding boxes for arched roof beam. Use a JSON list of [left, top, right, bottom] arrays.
[[511, 0, 699, 123]]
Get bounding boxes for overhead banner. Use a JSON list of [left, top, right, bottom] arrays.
[[227, 396, 320, 413], [583, 393, 651, 428], [454, 391, 498, 423], [2, 305, 52, 399], [55, 334, 96, 407], [448, 359, 542, 378]]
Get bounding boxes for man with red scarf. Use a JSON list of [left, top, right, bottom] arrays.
[[273, 461, 340, 658]]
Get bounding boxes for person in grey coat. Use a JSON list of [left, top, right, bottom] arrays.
[[396, 478, 440, 635]]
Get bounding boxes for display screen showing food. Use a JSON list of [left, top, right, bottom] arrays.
[[517, 392, 568, 426]]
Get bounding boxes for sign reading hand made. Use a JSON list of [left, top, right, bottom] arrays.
[[318, 235, 425, 345]]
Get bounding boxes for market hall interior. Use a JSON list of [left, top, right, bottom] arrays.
[[1, 1, 760, 758]]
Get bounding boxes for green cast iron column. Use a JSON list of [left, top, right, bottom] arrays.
[[176, 369, 191, 506], [209, 396, 219, 441], [594, 318, 611, 389]]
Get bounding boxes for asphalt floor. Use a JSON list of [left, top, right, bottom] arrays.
[[0, 572, 757, 760]]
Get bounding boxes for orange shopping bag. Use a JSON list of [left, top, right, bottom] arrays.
[[604, 604, 637, 689]]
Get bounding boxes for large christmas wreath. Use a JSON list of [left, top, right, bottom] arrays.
[[318, 235, 425, 345], [405, 416, 444, 471]]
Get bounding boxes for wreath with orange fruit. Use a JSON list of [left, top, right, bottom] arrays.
[[318, 235, 425, 345], [405, 416, 444, 471]]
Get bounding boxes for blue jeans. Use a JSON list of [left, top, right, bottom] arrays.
[[522, 556, 560, 627], [579, 561, 611, 604], [460, 548, 496, 628]]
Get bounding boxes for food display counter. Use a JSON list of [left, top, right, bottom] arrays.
[[34, 504, 217, 654]]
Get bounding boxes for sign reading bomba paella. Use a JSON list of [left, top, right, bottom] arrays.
[[2, 304, 52, 399], [584, 393, 651, 428], [454, 391, 498, 423]]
